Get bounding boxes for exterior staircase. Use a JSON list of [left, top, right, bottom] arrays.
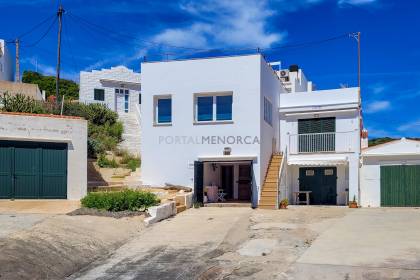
[[123, 168, 142, 188], [259, 153, 283, 209], [118, 113, 141, 156]]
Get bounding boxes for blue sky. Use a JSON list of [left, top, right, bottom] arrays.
[[1, 0, 419, 138]]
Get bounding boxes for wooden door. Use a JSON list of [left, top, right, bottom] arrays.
[[238, 164, 251, 201]]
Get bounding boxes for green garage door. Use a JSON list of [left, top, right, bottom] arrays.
[[0, 141, 67, 199], [381, 165, 420, 207]]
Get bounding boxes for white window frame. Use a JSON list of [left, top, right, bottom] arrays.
[[153, 95, 172, 126], [193, 91, 233, 125]]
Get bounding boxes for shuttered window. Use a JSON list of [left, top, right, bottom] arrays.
[[298, 117, 336, 153]]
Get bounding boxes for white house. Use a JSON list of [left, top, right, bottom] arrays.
[[360, 138, 420, 207], [79, 66, 141, 155], [279, 85, 361, 206], [141, 54, 281, 207], [0, 39, 14, 81], [139, 53, 366, 209]]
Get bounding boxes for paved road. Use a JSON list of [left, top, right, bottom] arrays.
[[69, 207, 346, 280], [69, 207, 420, 280]]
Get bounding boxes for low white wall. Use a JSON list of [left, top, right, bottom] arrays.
[[0, 113, 88, 200]]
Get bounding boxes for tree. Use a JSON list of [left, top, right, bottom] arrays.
[[22, 71, 79, 100]]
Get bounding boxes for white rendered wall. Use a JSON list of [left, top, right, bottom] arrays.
[[79, 66, 141, 113], [0, 113, 88, 200], [141, 55, 276, 205], [0, 40, 14, 81]]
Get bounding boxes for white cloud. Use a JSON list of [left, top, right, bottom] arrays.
[[152, 0, 287, 50], [338, 0, 379, 7], [364, 100, 390, 113], [370, 83, 387, 94], [398, 119, 420, 132]]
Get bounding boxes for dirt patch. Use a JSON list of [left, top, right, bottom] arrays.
[[0, 215, 144, 280], [67, 207, 146, 219]]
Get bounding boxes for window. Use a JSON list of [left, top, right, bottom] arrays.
[[298, 117, 336, 153], [138, 93, 141, 104], [194, 93, 233, 123], [263, 97, 273, 125], [94, 89, 105, 101], [155, 96, 172, 124], [306, 170, 315, 176], [325, 169, 334, 176], [216, 95, 232, 121], [124, 92, 129, 113], [197, 96, 213, 121]]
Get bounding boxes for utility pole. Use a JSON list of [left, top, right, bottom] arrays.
[[55, 4, 64, 102], [15, 38, 20, 82], [357, 31, 361, 96]]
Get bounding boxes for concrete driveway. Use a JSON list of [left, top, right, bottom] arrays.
[[0, 200, 80, 238], [286, 208, 420, 279], [69, 207, 420, 280]]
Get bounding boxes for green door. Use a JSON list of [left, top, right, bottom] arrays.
[[0, 141, 67, 199], [0, 145, 13, 198], [299, 167, 337, 205], [41, 143, 67, 198], [381, 165, 420, 207]]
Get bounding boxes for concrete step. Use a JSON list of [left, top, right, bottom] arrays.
[[260, 197, 277, 204], [258, 204, 277, 209], [176, 205, 187, 214]]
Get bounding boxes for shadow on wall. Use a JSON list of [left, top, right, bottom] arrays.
[[87, 159, 108, 187]]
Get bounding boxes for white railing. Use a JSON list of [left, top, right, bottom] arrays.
[[277, 148, 287, 209], [289, 131, 357, 154], [134, 103, 141, 126]]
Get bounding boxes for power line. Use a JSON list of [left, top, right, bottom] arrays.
[[21, 17, 58, 48], [67, 12, 209, 52], [17, 15, 57, 40]]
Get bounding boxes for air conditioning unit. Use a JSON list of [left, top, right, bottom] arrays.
[[279, 70, 289, 77]]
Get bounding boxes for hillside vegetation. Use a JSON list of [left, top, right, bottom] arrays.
[[22, 71, 79, 100]]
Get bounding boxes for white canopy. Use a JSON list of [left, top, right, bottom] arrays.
[[288, 156, 348, 166]]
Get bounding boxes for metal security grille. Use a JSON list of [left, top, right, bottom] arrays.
[[381, 165, 420, 206], [298, 117, 336, 153]]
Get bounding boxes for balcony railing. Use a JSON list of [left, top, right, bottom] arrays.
[[289, 131, 357, 154]]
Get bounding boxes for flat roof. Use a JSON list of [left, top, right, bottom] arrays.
[[142, 53, 262, 64]]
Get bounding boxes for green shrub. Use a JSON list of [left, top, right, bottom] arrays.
[[119, 152, 141, 171], [0, 93, 47, 114], [127, 158, 141, 171], [81, 190, 160, 211], [86, 103, 118, 125], [97, 154, 119, 168]]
